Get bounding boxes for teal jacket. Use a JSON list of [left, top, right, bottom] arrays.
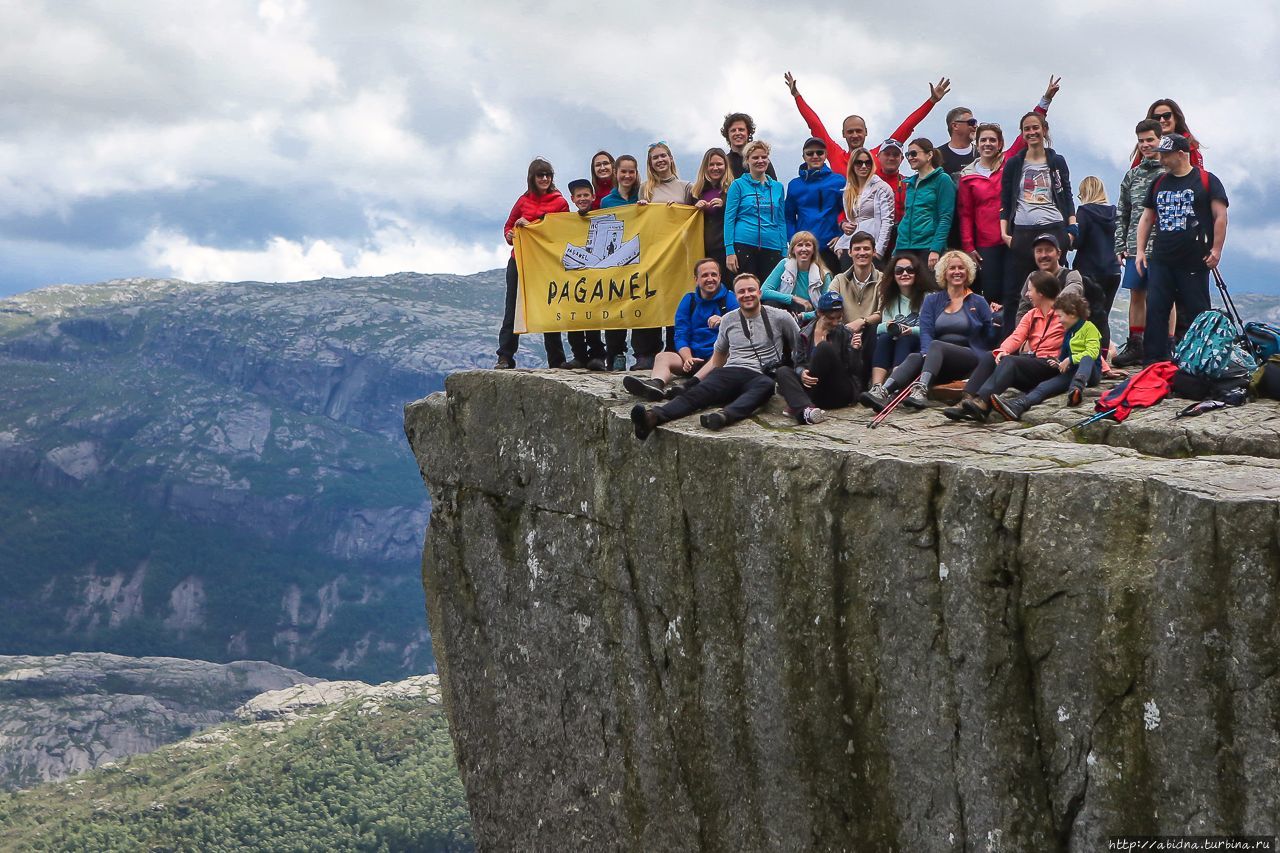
[[761, 260, 830, 323], [897, 167, 956, 253]]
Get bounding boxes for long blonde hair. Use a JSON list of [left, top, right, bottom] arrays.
[[641, 142, 680, 201], [842, 146, 874, 217], [1078, 176, 1109, 205], [788, 231, 830, 279], [691, 147, 732, 198]]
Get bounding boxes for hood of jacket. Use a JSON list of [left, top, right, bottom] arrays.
[[694, 283, 731, 304], [796, 163, 835, 181]]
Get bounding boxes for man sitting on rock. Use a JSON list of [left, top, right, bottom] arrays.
[[623, 258, 738, 402], [631, 273, 800, 439]]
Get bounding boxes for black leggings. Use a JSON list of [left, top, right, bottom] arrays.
[[732, 246, 783, 283], [776, 341, 863, 413], [655, 367, 775, 424], [888, 341, 980, 388], [963, 353, 1058, 399]]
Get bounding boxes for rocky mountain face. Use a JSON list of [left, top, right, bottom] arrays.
[[0, 667, 471, 850], [0, 271, 520, 682], [0, 653, 315, 791], [407, 370, 1280, 852]]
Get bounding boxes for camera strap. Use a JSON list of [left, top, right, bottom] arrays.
[[739, 307, 778, 372]]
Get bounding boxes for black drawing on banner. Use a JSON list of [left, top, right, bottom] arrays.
[[562, 214, 640, 270]]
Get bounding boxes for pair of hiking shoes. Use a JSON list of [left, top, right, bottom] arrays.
[[859, 383, 928, 413], [630, 404, 730, 440]]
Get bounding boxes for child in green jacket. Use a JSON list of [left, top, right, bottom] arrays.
[[990, 291, 1100, 420]]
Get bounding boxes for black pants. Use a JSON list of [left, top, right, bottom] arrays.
[[655, 367, 775, 424], [1143, 261, 1211, 363], [775, 341, 863, 413], [496, 256, 521, 361], [567, 330, 606, 361], [889, 341, 980, 388], [631, 327, 664, 359], [1003, 223, 1067, 334], [1094, 272, 1121, 355], [975, 244, 1007, 302], [964, 353, 1058, 398], [819, 246, 842, 277], [543, 333, 567, 367], [605, 329, 629, 363], [1025, 356, 1098, 404], [733, 245, 783, 283]]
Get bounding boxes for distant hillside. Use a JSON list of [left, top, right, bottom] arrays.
[[0, 271, 531, 682], [0, 672, 472, 851]]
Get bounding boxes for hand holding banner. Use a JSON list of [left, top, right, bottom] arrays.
[[514, 204, 702, 333]]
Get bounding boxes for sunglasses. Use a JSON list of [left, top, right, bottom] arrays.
[[803, 150, 825, 157], [894, 266, 916, 276], [905, 151, 922, 159], [853, 158, 873, 167], [1153, 111, 1174, 121], [956, 118, 978, 127], [535, 171, 553, 178]]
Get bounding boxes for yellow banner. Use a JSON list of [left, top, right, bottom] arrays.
[[514, 204, 702, 333]]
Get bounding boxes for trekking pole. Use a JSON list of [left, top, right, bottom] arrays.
[[868, 382, 918, 429], [1063, 409, 1114, 432], [1212, 267, 1262, 362]]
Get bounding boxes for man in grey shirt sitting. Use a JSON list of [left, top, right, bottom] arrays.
[[632, 273, 801, 439]]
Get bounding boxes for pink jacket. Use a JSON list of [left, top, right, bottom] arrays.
[[997, 305, 1063, 358]]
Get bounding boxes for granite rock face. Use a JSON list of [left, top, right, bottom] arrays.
[[406, 370, 1280, 852], [0, 653, 315, 791]]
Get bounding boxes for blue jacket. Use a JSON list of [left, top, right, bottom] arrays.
[[784, 164, 845, 245], [897, 167, 956, 253], [600, 186, 639, 208], [724, 174, 787, 254], [674, 284, 739, 358], [919, 290, 993, 357]]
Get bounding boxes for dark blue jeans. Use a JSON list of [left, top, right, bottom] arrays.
[[872, 331, 920, 371], [1024, 356, 1099, 405], [496, 256, 521, 361], [1143, 260, 1210, 364], [655, 367, 775, 424]]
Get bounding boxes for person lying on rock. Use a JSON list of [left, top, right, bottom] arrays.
[[990, 290, 1101, 421], [631, 273, 800, 439], [624, 258, 738, 402], [944, 270, 1064, 422], [773, 290, 864, 423]]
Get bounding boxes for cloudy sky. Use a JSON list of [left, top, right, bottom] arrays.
[[1, 0, 1276, 297]]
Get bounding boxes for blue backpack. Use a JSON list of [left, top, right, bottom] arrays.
[[1174, 309, 1258, 379], [1245, 321, 1280, 360]]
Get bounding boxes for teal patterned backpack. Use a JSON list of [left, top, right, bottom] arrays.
[[1174, 309, 1258, 379]]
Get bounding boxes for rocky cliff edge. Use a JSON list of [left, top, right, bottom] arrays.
[[405, 370, 1280, 852]]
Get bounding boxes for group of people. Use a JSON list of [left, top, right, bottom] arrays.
[[494, 75, 1229, 438]]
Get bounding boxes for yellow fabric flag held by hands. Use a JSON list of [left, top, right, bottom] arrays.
[[514, 204, 702, 333]]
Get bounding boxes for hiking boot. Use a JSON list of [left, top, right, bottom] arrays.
[[943, 393, 982, 422], [1112, 334, 1144, 368], [623, 375, 667, 402], [547, 357, 567, 370], [962, 395, 991, 422], [803, 406, 827, 425], [630, 405, 659, 441], [493, 357, 515, 370], [631, 355, 656, 372], [859, 384, 891, 413], [585, 357, 608, 371], [990, 393, 1030, 421], [901, 382, 929, 410], [1067, 384, 1084, 407], [699, 410, 728, 431], [563, 357, 587, 369], [665, 377, 697, 400], [610, 354, 628, 372]]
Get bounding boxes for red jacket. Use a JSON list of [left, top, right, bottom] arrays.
[[792, 92, 936, 180], [504, 191, 569, 254], [996, 306, 1063, 358], [591, 180, 613, 211]]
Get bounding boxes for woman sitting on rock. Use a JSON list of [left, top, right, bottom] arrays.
[[860, 250, 991, 411], [866, 253, 935, 396], [943, 270, 1064, 422], [774, 291, 864, 423], [761, 231, 831, 323]]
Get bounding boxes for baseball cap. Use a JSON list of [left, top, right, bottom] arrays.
[[817, 291, 844, 312], [1033, 233, 1061, 249], [1158, 133, 1191, 154], [879, 138, 904, 152], [567, 178, 593, 193], [803, 136, 827, 152]]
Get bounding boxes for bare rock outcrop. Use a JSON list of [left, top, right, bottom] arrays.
[[406, 370, 1280, 852]]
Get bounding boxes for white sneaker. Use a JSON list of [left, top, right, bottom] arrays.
[[803, 406, 827, 424]]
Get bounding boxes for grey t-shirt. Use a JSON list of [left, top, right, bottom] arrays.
[[933, 308, 971, 344], [1013, 162, 1063, 226], [714, 306, 802, 372]]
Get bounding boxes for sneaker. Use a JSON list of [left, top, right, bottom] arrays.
[[493, 357, 515, 370], [859, 384, 891, 413], [901, 383, 929, 410], [564, 358, 587, 369], [1112, 334, 1144, 368], [665, 377, 696, 400], [623, 375, 667, 402], [803, 406, 827, 425], [942, 402, 971, 421], [1067, 384, 1084, 407], [610, 354, 628, 372], [699, 410, 728, 431], [585, 358, 608, 371], [990, 393, 1030, 422], [631, 355, 655, 372], [630, 405, 659, 441]]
